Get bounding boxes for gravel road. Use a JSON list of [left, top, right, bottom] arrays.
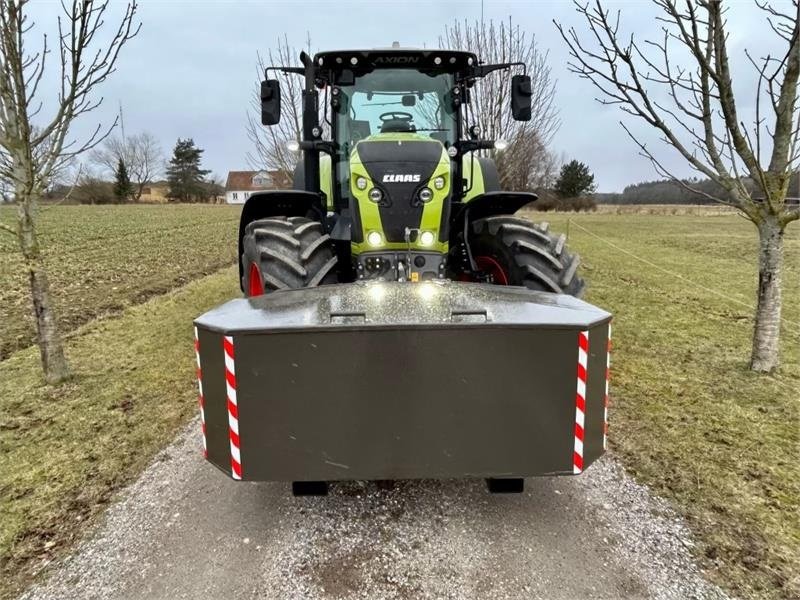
[[22, 420, 731, 600]]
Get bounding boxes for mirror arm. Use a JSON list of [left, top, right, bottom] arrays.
[[264, 66, 305, 78], [468, 61, 526, 79], [457, 139, 495, 154], [298, 140, 336, 155]]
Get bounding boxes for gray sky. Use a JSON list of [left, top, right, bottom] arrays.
[[28, 0, 784, 192]]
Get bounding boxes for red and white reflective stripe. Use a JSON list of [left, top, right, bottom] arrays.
[[574, 330, 589, 474], [223, 335, 242, 480], [604, 323, 611, 450], [193, 327, 207, 458]]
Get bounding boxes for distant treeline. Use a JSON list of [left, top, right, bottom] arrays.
[[598, 172, 799, 205]]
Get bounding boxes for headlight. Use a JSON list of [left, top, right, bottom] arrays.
[[356, 177, 368, 190], [418, 187, 433, 203], [419, 231, 435, 246], [433, 176, 445, 190], [368, 188, 383, 203], [494, 139, 509, 151], [367, 231, 383, 246]]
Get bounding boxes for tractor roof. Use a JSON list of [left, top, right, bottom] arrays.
[[313, 48, 478, 73]]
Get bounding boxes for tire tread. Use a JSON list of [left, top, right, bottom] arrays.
[[241, 217, 337, 293], [469, 215, 585, 297]]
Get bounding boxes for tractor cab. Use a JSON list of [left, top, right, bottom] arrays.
[[255, 47, 539, 284], [332, 65, 457, 145]]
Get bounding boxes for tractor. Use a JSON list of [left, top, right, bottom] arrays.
[[240, 47, 584, 298], [194, 47, 611, 495]]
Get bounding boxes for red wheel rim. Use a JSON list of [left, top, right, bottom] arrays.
[[247, 262, 264, 297], [474, 256, 509, 285]]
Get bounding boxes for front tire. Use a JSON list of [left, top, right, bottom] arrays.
[[469, 216, 585, 297], [241, 216, 338, 295]]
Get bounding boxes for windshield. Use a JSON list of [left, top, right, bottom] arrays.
[[333, 69, 456, 203]]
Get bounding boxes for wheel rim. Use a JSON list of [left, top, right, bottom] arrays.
[[474, 256, 509, 285], [247, 262, 264, 296]]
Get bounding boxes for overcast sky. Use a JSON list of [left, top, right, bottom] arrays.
[[28, 0, 785, 192]]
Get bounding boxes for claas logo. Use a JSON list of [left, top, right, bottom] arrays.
[[382, 174, 421, 183]]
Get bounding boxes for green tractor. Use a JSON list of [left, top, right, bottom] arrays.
[[195, 48, 609, 495], [239, 47, 584, 297]]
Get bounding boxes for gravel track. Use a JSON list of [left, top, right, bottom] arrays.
[[21, 420, 731, 600]]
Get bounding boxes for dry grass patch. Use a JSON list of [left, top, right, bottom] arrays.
[[0, 267, 238, 600], [0, 204, 240, 359]]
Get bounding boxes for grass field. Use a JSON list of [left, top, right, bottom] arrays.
[[0, 267, 240, 600], [530, 212, 800, 599], [0, 204, 241, 359], [0, 206, 798, 600]]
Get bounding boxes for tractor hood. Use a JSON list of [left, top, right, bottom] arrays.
[[349, 134, 450, 250]]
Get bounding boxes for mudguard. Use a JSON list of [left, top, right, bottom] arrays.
[[451, 191, 538, 228]]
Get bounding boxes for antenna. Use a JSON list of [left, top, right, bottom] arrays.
[[118, 101, 126, 142]]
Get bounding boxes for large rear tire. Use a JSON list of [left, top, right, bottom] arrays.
[[469, 216, 585, 297], [241, 216, 338, 295]]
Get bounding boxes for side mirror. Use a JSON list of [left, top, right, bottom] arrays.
[[511, 74, 532, 121], [261, 79, 281, 125]]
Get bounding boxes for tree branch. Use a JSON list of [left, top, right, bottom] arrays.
[[556, 0, 799, 224]]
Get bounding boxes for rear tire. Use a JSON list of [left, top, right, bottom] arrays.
[[241, 216, 338, 295], [469, 216, 585, 297]]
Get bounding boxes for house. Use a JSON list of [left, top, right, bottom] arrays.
[[224, 170, 292, 204], [139, 181, 170, 203]]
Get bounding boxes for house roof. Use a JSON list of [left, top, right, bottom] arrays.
[[225, 170, 291, 192]]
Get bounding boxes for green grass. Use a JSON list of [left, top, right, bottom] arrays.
[[0, 267, 239, 600], [0, 204, 240, 359], [529, 212, 799, 600]]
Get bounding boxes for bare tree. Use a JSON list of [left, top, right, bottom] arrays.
[[71, 164, 114, 204], [441, 18, 561, 191], [503, 129, 560, 191], [90, 131, 163, 201], [0, 0, 139, 383], [557, 0, 799, 372], [246, 35, 308, 176]]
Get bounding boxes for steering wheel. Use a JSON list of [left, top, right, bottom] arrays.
[[379, 111, 414, 123]]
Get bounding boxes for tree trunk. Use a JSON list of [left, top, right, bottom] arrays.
[[750, 216, 784, 372], [28, 266, 70, 383], [17, 195, 71, 384]]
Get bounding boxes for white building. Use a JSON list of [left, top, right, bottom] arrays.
[[224, 170, 291, 204]]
